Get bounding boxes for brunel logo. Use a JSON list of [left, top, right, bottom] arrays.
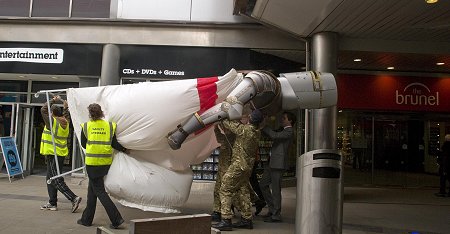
[[395, 82, 439, 106]]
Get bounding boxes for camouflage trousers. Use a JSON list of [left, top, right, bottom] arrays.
[[213, 167, 227, 213], [214, 173, 257, 213], [219, 163, 253, 220]]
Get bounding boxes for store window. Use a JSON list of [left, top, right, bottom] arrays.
[[121, 78, 147, 85], [121, 78, 172, 84], [0, 80, 28, 103], [0, 0, 31, 17], [32, 0, 70, 17], [31, 81, 78, 103], [0, 80, 28, 137], [71, 0, 111, 18]]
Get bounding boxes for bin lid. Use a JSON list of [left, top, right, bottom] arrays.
[[298, 149, 341, 166]]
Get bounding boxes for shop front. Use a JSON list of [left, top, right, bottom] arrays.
[[337, 73, 450, 187], [1, 43, 302, 179], [0, 42, 102, 175]]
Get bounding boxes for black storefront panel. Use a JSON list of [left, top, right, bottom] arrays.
[[0, 43, 103, 77], [120, 45, 301, 79]]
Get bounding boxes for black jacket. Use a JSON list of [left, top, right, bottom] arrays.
[[440, 141, 450, 173]]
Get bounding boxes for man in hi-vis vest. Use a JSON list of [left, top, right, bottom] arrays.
[[77, 103, 128, 229], [40, 95, 82, 213]]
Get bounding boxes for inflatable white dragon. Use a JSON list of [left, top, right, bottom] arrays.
[[65, 69, 337, 213]]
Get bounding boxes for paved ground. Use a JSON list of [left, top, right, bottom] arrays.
[[0, 174, 449, 234]]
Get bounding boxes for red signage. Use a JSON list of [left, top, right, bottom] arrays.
[[337, 74, 450, 113]]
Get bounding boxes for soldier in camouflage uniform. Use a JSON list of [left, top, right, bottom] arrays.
[[212, 109, 263, 231], [211, 123, 235, 222]]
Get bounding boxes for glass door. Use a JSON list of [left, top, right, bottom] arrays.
[[0, 104, 14, 137], [339, 113, 374, 186], [371, 118, 408, 187], [12, 103, 34, 175], [340, 111, 444, 188]]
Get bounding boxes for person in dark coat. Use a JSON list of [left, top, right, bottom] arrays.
[[259, 112, 295, 222], [436, 134, 450, 197]]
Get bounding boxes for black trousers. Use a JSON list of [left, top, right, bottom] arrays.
[[45, 155, 77, 205], [80, 165, 123, 226], [249, 162, 264, 202], [438, 166, 450, 194]]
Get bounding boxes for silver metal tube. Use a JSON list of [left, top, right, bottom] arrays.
[[45, 92, 61, 176], [47, 166, 85, 184], [35, 88, 68, 98], [304, 39, 310, 152], [297, 31, 341, 234]]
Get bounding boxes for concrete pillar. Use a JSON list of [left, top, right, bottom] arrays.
[[100, 44, 121, 86]]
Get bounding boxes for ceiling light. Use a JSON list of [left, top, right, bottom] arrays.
[[51, 76, 59, 79], [425, 0, 438, 3], [353, 58, 362, 62], [436, 62, 445, 65], [18, 75, 26, 78], [387, 67, 395, 70]]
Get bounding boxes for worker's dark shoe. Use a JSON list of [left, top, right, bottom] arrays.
[[110, 218, 124, 229], [212, 219, 232, 231], [232, 217, 253, 229], [211, 211, 221, 222], [254, 200, 266, 216], [77, 219, 91, 227], [264, 216, 282, 223], [71, 196, 82, 213]]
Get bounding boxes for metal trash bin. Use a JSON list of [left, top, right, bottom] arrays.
[[296, 149, 343, 234]]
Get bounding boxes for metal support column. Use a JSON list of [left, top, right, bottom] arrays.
[[296, 31, 342, 234]]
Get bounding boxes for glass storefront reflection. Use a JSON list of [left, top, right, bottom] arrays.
[[338, 111, 445, 188]]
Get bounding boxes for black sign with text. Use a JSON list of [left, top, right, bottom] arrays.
[[120, 45, 300, 79], [0, 43, 102, 76]]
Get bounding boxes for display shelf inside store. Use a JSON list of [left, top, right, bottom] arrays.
[[191, 148, 219, 181]]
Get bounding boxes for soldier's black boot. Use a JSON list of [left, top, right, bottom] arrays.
[[232, 217, 253, 229], [212, 219, 232, 231], [254, 200, 266, 216], [211, 211, 221, 222]]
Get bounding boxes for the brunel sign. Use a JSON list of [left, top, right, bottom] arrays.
[[395, 82, 439, 106], [337, 74, 450, 113]]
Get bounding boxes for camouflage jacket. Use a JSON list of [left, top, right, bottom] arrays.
[[214, 123, 235, 168], [222, 119, 261, 171]]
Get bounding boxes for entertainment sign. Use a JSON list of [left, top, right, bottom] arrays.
[[0, 48, 64, 64], [337, 74, 450, 113]]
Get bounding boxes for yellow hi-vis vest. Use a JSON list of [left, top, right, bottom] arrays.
[[82, 120, 117, 166], [40, 117, 69, 156]]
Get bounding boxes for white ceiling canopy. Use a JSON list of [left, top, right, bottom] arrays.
[[235, 0, 450, 74]]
